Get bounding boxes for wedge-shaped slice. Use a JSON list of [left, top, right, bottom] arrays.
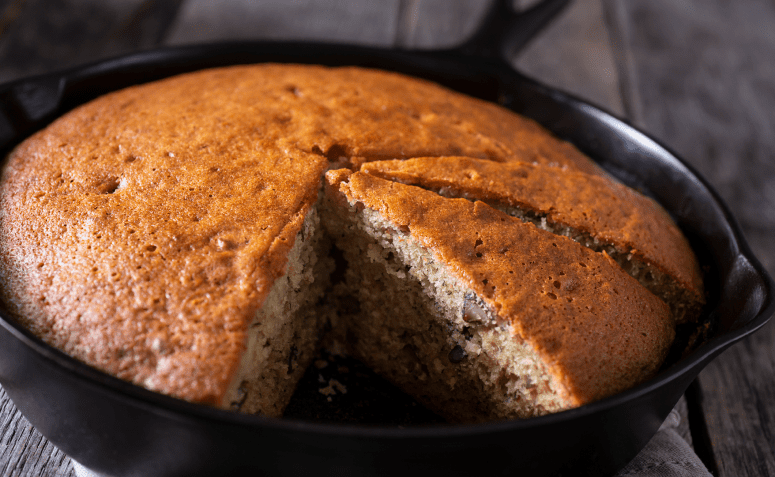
[[361, 157, 704, 324], [0, 86, 332, 411], [323, 169, 674, 422]]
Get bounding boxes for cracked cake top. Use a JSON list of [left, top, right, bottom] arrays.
[[0, 64, 702, 407]]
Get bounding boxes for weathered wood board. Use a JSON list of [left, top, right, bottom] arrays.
[[609, 1, 775, 475]]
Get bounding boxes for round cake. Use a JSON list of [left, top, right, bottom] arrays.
[[0, 64, 704, 422]]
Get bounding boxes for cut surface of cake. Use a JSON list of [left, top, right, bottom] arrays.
[[322, 169, 674, 420], [0, 64, 703, 421]]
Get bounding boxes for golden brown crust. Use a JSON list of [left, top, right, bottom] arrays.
[[330, 170, 674, 405], [361, 156, 704, 322], [0, 67, 330, 404], [0, 64, 694, 410]]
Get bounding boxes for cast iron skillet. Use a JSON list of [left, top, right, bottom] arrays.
[[0, 1, 772, 476]]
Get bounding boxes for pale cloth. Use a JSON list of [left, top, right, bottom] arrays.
[[615, 408, 712, 477]]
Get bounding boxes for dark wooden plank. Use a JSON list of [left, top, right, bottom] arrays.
[[99, 0, 186, 53], [606, 0, 775, 277], [164, 0, 401, 47], [394, 0, 489, 49], [697, 320, 775, 476], [513, 0, 625, 116], [607, 0, 775, 475], [0, 386, 75, 477], [0, 0, 184, 85], [165, 0, 490, 52]]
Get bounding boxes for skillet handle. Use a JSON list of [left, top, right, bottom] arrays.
[[455, 0, 571, 62]]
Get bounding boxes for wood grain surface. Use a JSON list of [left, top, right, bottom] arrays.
[[0, 0, 772, 475], [608, 2, 775, 475]]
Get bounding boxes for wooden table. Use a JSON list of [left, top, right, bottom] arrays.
[[1, 1, 773, 475]]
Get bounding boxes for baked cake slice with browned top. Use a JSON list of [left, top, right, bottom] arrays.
[[0, 64, 703, 422], [322, 169, 674, 421], [360, 157, 704, 325]]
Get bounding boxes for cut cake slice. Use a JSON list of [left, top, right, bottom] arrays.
[[361, 157, 704, 325], [322, 169, 675, 421]]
